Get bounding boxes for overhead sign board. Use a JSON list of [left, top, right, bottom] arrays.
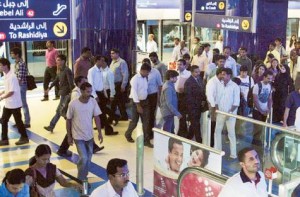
[[194, 13, 253, 33], [0, 0, 72, 41], [137, 0, 180, 9], [183, 0, 226, 22]]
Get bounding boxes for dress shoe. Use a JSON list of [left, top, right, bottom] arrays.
[[126, 137, 135, 143], [15, 138, 29, 145], [41, 97, 49, 101], [93, 146, 104, 154], [0, 140, 9, 146], [105, 131, 119, 136], [53, 96, 60, 100], [57, 150, 72, 157], [144, 141, 154, 148], [44, 126, 53, 133]]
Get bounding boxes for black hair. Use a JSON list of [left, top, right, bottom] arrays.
[[190, 65, 199, 73], [57, 54, 67, 62], [168, 138, 183, 152], [140, 62, 151, 72], [189, 146, 210, 168], [255, 64, 267, 75], [149, 52, 158, 58], [239, 47, 247, 52], [222, 68, 233, 76], [106, 158, 127, 177], [81, 47, 91, 54], [174, 38, 180, 42], [223, 46, 231, 51], [177, 59, 186, 65], [2, 169, 26, 185], [275, 37, 282, 42], [240, 65, 248, 72], [47, 41, 55, 45], [95, 55, 109, 64], [182, 53, 190, 60], [74, 76, 87, 86], [216, 67, 224, 76], [165, 70, 179, 80], [0, 58, 11, 70], [194, 37, 200, 42], [142, 58, 151, 65], [213, 48, 220, 55], [30, 144, 52, 166], [80, 82, 92, 91], [111, 48, 120, 54], [267, 53, 275, 59], [202, 43, 210, 48], [263, 70, 274, 78], [238, 147, 256, 162], [217, 55, 226, 61], [10, 47, 22, 57]]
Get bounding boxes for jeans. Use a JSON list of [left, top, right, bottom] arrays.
[[163, 115, 175, 134], [214, 114, 237, 157], [20, 84, 30, 125], [74, 138, 93, 181], [58, 134, 100, 153], [43, 66, 59, 97], [49, 95, 65, 129], [1, 107, 28, 140]]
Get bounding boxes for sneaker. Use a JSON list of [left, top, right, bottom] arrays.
[[44, 126, 53, 133], [57, 150, 72, 157], [15, 138, 29, 145], [144, 141, 154, 148], [93, 146, 104, 154], [0, 140, 9, 146]]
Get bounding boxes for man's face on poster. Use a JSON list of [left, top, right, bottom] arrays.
[[168, 143, 184, 173]]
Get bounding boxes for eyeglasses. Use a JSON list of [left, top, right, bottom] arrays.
[[114, 172, 129, 178]]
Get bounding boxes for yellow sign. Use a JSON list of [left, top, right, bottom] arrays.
[[53, 22, 67, 37], [241, 20, 250, 30], [218, 2, 225, 10], [185, 12, 192, 21]]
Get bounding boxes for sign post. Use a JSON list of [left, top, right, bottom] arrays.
[[0, 0, 73, 41]]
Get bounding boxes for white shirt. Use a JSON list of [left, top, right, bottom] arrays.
[[219, 171, 268, 197], [146, 40, 158, 53], [206, 76, 222, 107], [66, 98, 102, 141], [88, 65, 104, 98], [204, 50, 213, 64], [129, 73, 148, 103], [101, 66, 116, 98], [175, 69, 191, 92], [90, 181, 138, 197], [253, 82, 272, 112], [216, 80, 240, 113], [224, 56, 237, 77], [3, 70, 22, 109], [71, 87, 81, 100], [191, 54, 209, 71], [214, 41, 223, 53], [238, 76, 254, 101], [172, 47, 189, 61]]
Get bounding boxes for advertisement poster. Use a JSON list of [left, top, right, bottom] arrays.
[[153, 132, 222, 197]]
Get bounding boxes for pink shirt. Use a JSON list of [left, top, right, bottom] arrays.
[[74, 57, 92, 78], [45, 48, 58, 67]]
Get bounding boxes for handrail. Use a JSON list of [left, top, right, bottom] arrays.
[[216, 110, 300, 137], [153, 128, 225, 155]]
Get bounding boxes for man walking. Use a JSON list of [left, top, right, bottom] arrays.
[[74, 47, 93, 78], [67, 82, 103, 181], [0, 58, 29, 146]]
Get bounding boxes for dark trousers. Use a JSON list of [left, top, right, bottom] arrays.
[[43, 66, 59, 97], [96, 91, 115, 134], [252, 109, 267, 146], [210, 121, 216, 147], [58, 134, 100, 153], [147, 93, 157, 137], [187, 111, 202, 143], [1, 107, 27, 140], [177, 93, 188, 137], [125, 100, 150, 142], [111, 82, 128, 118]]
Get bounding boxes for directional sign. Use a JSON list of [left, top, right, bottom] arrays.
[[183, 0, 226, 22], [0, 0, 72, 41]]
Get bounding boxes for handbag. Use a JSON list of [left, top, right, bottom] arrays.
[[26, 75, 37, 90], [30, 168, 40, 197]]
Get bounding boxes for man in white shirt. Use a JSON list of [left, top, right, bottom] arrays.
[[275, 37, 287, 63], [171, 38, 181, 62], [125, 63, 153, 148], [67, 82, 103, 181], [206, 67, 224, 147], [0, 58, 29, 146], [146, 34, 158, 53], [175, 59, 191, 137], [90, 158, 138, 197], [191, 45, 208, 72], [219, 147, 268, 197], [203, 43, 213, 64], [223, 46, 237, 77], [172, 40, 190, 62], [88, 56, 118, 136], [214, 68, 240, 159]]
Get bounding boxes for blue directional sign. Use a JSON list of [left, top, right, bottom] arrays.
[[0, 0, 72, 41]]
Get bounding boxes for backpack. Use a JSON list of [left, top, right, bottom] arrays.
[[247, 81, 262, 108]]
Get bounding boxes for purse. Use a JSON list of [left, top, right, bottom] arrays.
[[30, 168, 40, 197], [26, 75, 37, 90]]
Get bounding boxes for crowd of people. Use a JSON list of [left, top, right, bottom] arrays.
[[0, 34, 300, 196]]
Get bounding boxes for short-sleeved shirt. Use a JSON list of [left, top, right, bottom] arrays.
[[285, 91, 300, 126], [4, 70, 22, 109], [67, 98, 102, 141], [45, 48, 58, 67], [253, 82, 271, 111], [238, 76, 254, 101]]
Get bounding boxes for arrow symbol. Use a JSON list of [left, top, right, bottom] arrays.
[[56, 25, 64, 33]]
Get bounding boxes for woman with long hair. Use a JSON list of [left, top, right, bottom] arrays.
[[289, 34, 297, 51], [252, 63, 266, 84]]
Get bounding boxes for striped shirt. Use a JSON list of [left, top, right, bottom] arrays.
[[14, 58, 27, 85]]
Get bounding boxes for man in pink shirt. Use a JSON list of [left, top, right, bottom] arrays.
[[73, 47, 93, 78], [42, 41, 59, 101]]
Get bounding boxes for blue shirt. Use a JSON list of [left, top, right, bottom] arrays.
[[285, 91, 300, 126], [0, 183, 30, 197], [147, 68, 163, 95]]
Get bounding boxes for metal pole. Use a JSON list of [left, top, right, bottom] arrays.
[[136, 118, 144, 196], [267, 107, 273, 149]]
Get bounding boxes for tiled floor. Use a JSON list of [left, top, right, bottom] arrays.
[[0, 84, 154, 196]]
